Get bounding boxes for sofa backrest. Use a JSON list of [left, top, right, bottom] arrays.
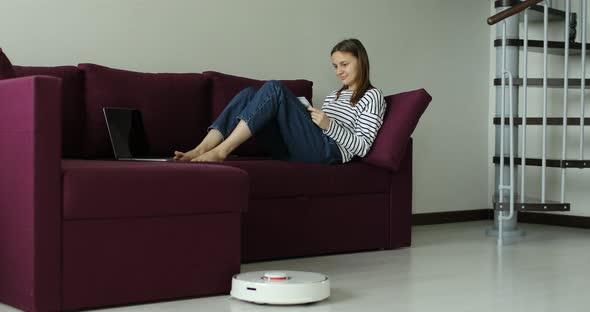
[[9, 63, 315, 159], [79, 64, 212, 158], [0, 48, 16, 79], [13, 65, 86, 158]]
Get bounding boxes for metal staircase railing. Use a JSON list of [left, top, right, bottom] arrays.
[[488, 0, 588, 245]]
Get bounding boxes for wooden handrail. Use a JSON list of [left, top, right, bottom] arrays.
[[487, 0, 544, 25]]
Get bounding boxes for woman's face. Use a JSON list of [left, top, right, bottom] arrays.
[[331, 51, 359, 91]]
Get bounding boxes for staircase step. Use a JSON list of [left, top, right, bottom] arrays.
[[493, 78, 590, 88], [493, 195, 570, 212], [493, 156, 590, 168], [493, 117, 590, 126], [494, 1, 568, 22], [524, 4, 569, 23], [494, 39, 590, 55]]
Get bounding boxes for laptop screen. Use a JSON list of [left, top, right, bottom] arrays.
[[103, 108, 150, 159]]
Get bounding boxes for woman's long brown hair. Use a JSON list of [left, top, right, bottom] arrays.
[[331, 39, 373, 106]]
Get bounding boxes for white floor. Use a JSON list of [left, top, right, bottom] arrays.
[[2, 221, 590, 312]]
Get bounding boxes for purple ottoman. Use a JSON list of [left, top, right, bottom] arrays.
[[59, 160, 248, 310]]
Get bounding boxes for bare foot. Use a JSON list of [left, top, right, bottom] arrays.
[[191, 148, 229, 162], [173, 147, 206, 161]]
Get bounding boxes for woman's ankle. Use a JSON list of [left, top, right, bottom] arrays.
[[193, 143, 214, 155], [186, 146, 205, 159]]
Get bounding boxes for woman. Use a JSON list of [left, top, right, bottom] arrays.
[[174, 38, 385, 164]]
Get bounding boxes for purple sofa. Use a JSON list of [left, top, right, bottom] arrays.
[[0, 49, 431, 311]]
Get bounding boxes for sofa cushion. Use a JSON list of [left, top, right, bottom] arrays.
[[222, 159, 391, 199], [0, 48, 16, 79], [14, 66, 86, 158], [62, 160, 248, 220], [79, 64, 211, 158], [362, 88, 431, 171], [203, 71, 313, 156]]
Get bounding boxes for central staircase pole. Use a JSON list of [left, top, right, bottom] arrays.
[[487, 2, 525, 238]]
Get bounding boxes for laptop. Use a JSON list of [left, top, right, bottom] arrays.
[[103, 107, 175, 162]]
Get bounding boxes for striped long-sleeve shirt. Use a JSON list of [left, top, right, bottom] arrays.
[[321, 88, 386, 163]]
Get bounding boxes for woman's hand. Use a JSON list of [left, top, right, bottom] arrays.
[[307, 106, 330, 130]]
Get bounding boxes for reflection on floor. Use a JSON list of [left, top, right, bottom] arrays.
[[2, 221, 589, 312]]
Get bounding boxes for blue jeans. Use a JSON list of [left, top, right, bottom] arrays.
[[209, 80, 342, 164]]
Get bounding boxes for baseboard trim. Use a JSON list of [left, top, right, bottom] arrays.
[[412, 209, 492, 225], [412, 209, 590, 229], [518, 212, 590, 229]]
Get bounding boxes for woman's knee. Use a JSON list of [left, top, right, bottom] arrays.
[[260, 80, 283, 93], [237, 86, 257, 97]]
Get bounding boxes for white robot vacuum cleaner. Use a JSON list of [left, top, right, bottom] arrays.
[[231, 270, 330, 305]]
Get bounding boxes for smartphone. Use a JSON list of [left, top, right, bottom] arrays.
[[297, 96, 311, 108]]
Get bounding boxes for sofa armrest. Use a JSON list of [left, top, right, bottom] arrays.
[[0, 76, 63, 311], [388, 138, 412, 248], [362, 88, 431, 171]]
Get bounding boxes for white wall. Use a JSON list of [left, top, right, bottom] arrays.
[[0, 0, 492, 214], [488, 0, 590, 217]]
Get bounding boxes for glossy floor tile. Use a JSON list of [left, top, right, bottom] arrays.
[[2, 221, 589, 312]]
